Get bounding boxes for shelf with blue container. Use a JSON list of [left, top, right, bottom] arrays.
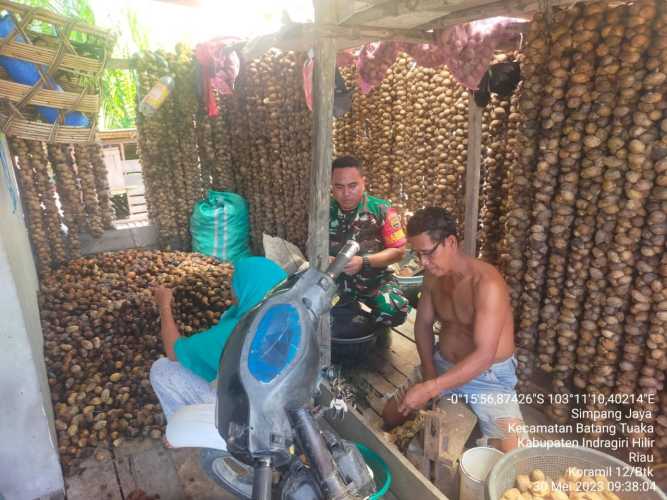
[[0, 0, 114, 143]]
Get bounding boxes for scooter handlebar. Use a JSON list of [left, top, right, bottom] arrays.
[[325, 240, 360, 279]]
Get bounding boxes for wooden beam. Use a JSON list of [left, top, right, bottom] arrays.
[[98, 128, 137, 144], [336, 0, 586, 31], [318, 23, 434, 45], [337, 0, 448, 27], [241, 22, 433, 56], [108, 58, 131, 70], [463, 99, 482, 257], [307, 0, 337, 369], [423, 0, 583, 30]]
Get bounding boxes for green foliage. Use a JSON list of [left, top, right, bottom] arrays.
[[126, 9, 149, 53], [101, 66, 135, 129]]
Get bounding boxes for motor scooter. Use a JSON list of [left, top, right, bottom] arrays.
[[165, 241, 375, 499]]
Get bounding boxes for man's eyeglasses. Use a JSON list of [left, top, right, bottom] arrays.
[[413, 240, 442, 261]]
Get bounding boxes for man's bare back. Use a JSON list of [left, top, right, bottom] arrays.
[[426, 256, 515, 364]]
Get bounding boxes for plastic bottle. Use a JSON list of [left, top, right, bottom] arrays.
[[139, 75, 175, 117]]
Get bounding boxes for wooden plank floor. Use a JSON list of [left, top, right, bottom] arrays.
[[340, 311, 421, 430], [64, 439, 236, 500]]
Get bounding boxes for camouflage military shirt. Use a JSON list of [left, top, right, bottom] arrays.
[[329, 193, 406, 300]]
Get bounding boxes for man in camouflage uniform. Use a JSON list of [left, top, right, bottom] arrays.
[[329, 155, 410, 326]]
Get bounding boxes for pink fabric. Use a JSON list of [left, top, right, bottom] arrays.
[[351, 17, 521, 93], [336, 49, 357, 67], [355, 42, 400, 94], [196, 38, 241, 116], [404, 43, 448, 68], [303, 55, 314, 111], [434, 17, 521, 89], [301, 17, 522, 107], [304, 49, 359, 109]]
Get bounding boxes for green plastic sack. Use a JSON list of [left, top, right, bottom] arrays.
[[190, 190, 251, 263]]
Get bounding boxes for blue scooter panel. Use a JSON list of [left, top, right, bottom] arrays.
[[249, 304, 302, 384]]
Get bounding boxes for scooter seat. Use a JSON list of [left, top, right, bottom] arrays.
[[166, 403, 228, 451]]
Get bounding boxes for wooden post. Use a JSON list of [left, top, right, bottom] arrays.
[[307, 0, 337, 368], [463, 99, 482, 257]]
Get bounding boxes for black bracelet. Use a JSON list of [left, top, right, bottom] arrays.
[[362, 255, 371, 270]]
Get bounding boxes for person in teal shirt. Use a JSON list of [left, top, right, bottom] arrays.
[[149, 257, 287, 421]]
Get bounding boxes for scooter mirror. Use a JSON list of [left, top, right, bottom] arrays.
[[326, 240, 360, 279]]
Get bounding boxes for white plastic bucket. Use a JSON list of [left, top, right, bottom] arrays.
[[459, 447, 504, 500]]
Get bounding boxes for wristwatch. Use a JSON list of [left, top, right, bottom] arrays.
[[362, 255, 371, 271]]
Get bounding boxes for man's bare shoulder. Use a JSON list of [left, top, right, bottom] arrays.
[[470, 258, 510, 294]]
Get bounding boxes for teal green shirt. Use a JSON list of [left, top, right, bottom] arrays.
[[174, 321, 234, 382], [173, 256, 287, 382]]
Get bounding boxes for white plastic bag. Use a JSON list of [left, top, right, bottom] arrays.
[[262, 234, 309, 275]]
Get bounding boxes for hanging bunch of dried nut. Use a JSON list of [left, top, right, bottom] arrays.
[[497, 87, 522, 296], [174, 43, 204, 209], [570, 1, 632, 394], [397, 64, 418, 212], [479, 92, 511, 265], [332, 64, 357, 157], [616, 106, 667, 401], [134, 51, 172, 241], [426, 67, 467, 218], [207, 50, 312, 251], [28, 139, 67, 266], [39, 250, 234, 473], [551, 2, 626, 412], [539, 4, 602, 384], [73, 143, 104, 238], [88, 143, 114, 230], [8, 136, 114, 273], [48, 144, 84, 259], [11, 137, 52, 274], [330, 57, 473, 220], [628, 102, 667, 460], [535, 2, 606, 422], [262, 51, 289, 241], [246, 54, 275, 248], [277, 52, 311, 246], [516, 6, 579, 391], [500, 13, 548, 336], [449, 85, 469, 226], [580, 0, 659, 433], [134, 48, 201, 249]]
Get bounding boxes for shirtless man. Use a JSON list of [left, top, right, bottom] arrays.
[[382, 207, 524, 452]]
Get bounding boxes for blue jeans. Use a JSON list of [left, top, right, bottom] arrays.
[[149, 357, 216, 421], [408, 350, 524, 439]]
